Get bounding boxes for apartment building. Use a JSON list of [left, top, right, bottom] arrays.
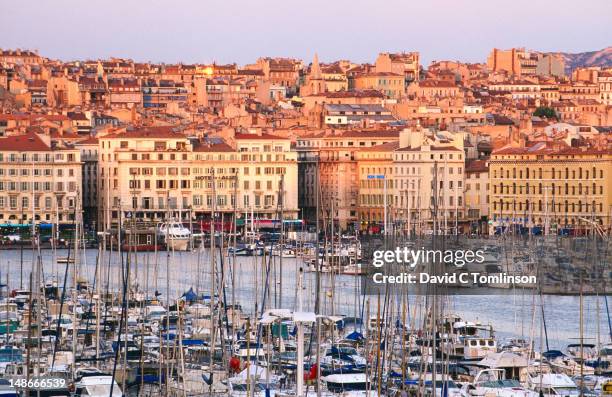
[[489, 142, 612, 233], [488, 80, 542, 100], [353, 72, 405, 99], [392, 129, 465, 235], [487, 48, 564, 77], [74, 137, 99, 229], [97, 127, 298, 229], [355, 141, 398, 231], [233, 133, 298, 219], [141, 79, 189, 111], [375, 52, 420, 82], [598, 71, 612, 105], [0, 132, 82, 226], [296, 130, 400, 230], [464, 159, 489, 232]]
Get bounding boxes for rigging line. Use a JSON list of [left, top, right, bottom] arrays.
[[216, 237, 232, 359], [81, 246, 101, 350], [252, 237, 275, 366], [109, 210, 129, 397], [50, 202, 78, 368]]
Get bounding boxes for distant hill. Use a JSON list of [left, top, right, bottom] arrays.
[[547, 46, 612, 74]]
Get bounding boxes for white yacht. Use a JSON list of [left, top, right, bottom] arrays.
[[462, 369, 538, 396], [527, 372, 581, 396], [74, 375, 123, 397], [157, 221, 191, 251], [321, 373, 379, 396]]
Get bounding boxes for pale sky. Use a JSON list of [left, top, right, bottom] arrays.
[[1, 0, 610, 66]]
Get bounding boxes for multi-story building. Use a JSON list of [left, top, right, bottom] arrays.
[[141, 79, 189, 111], [78, 76, 108, 107], [392, 129, 466, 235], [255, 57, 302, 94], [323, 104, 395, 127], [0, 132, 82, 226], [28, 79, 47, 106], [108, 78, 142, 109], [487, 48, 564, 77], [488, 80, 541, 100], [233, 133, 298, 219], [353, 72, 405, 99], [408, 79, 460, 100], [97, 127, 299, 229], [598, 70, 612, 105], [296, 130, 400, 230], [375, 52, 420, 82], [75, 137, 99, 229], [0, 49, 42, 65], [489, 142, 612, 233], [355, 141, 398, 231], [464, 159, 489, 232]]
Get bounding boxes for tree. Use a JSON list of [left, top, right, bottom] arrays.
[[533, 106, 557, 119]]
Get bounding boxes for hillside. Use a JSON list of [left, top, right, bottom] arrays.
[[548, 46, 612, 73]]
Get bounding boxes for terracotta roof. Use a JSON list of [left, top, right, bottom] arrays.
[[465, 159, 488, 173], [493, 141, 611, 156], [387, 52, 419, 62], [1, 50, 39, 57], [0, 132, 50, 151], [337, 130, 400, 139], [356, 72, 402, 77], [75, 136, 99, 145], [321, 64, 344, 74], [237, 69, 265, 76], [234, 133, 287, 140], [193, 141, 235, 152], [322, 89, 384, 99], [396, 145, 462, 152], [359, 141, 400, 152], [32, 114, 70, 122], [67, 112, 89, 121], [103, 126, 183, 139], [419, 79, 456, 88], [0, 114, 30, 121]]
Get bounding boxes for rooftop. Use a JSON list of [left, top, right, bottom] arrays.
[[0, 132, 51, 152]]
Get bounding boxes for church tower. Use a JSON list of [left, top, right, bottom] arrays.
[[308, 53, 325, 95]]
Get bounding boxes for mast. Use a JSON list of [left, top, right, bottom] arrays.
[[278, 173, 284, 308], [296, 268, 305, 397], [209, 168, 216, 394], [431, 160, 439, 395], [71, 191, 80, 376], [231, 172, 238, 351], [164, 193, 171, 397], [579, 274, 584, 397], [314, 159, 321, 397]]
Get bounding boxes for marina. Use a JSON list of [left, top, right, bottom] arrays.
[[0, 227, 610, 396]]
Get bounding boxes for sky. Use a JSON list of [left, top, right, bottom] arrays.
[[1, 0, 610, 66]]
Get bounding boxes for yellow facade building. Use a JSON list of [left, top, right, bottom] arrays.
[[489, 142, 612, 233], [356, 141, 398, 230]]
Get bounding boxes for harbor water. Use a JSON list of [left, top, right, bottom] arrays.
[[1, 247, 609, 352]]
